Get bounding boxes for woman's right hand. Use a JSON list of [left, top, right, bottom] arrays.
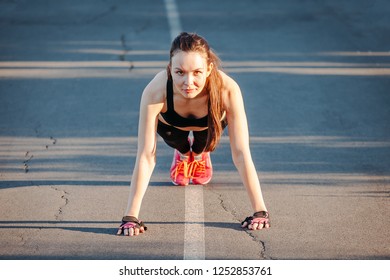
[[116, 216, 147, 236]]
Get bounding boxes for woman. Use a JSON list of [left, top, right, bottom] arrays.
[[117, 32, 270, 236]]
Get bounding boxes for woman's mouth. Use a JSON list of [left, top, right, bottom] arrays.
[[184, 88, 195, 94]]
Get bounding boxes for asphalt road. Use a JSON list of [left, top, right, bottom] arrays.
[[0, 0, 389, 260]]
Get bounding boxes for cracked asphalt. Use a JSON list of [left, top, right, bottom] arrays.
[[1, 0, 390, 260]]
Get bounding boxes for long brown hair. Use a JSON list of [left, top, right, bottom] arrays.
[[167, 32, 224, 152]]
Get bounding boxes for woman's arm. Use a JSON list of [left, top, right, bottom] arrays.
[[120, 72, 165, 236], [222, 72, 269, 230]]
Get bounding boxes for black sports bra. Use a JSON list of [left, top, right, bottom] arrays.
[[160, 79, 208, 128]]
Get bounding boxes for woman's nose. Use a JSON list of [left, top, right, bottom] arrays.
[[184, 74, 194, 85]]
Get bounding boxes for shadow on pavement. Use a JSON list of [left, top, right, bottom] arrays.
[[0, 220, 242, 235]]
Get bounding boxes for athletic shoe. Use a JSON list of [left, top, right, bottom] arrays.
[[170, 149, 190, 186], [189, 152, 213, 185]]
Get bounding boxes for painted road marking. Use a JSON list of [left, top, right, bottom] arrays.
[[164, 0, 182, 41], [184, 185, 206, 260], [164, 0, 206, 260]]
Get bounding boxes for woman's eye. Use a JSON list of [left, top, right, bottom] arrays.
[[176, 71, 183, 75], [194, 71, 202, 75]]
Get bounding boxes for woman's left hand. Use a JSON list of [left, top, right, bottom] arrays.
[[241, 211, 270, 230]]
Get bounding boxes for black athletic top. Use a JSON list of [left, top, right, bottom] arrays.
[[160, 79, 208, 128]]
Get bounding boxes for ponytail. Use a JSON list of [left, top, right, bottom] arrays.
[[205, 50, 223, 151]]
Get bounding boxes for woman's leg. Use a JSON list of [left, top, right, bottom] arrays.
[[191, 129, 211, 184], [192, 129, 208, 154], [191, 121, 228, 184], [157, 121, 191, 185], [192, 119, 227, 154], [157, 121, 190, 154]]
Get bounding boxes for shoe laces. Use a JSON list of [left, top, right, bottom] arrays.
[[172, 159, 189, 180], [188, 158, 206, 178]]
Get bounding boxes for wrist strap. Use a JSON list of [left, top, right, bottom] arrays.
[[121, 216, 147, 230]]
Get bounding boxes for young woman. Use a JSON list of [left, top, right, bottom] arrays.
[[117, 32, 270, 236]]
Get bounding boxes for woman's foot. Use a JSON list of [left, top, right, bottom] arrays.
[[170, 149, 191, 186], [189, 152, 213, 185]]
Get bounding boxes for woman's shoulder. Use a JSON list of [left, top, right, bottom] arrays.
[[218, 70, 241, 95], [145, 70, 167, 92], [142, 70, 167, 103]]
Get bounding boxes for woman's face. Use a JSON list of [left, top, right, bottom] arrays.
[[170, 51, 213, 99]]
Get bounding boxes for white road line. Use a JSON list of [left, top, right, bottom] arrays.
[[184, 185, 206, 260], [164, 0, 182, 40], [163, 0, 206, 260]]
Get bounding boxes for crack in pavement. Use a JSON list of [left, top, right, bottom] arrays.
[[119, 34, 134, 71], [23, 153, 33, 173], [243, 230, 271, 260], [50, 186, 70, 221], [50, 136, 57, 145], [22, 136, 57, 173], [5, 5, 118, 26], [211, 189, 271, 259], [84, 5, 117, 24]]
